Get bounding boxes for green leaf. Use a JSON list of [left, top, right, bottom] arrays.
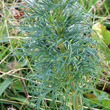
[[0, 78, 13, 96], [92, 23, 110, 60], [9, 95, 36, 107]]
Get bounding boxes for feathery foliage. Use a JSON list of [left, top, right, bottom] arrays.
[[20, 0, 100, 109]]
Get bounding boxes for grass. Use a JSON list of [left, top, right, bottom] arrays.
[[0, 0, 110, 110], [0, 0, 34, 109]]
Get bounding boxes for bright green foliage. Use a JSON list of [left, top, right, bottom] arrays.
[[20, 0, 100, 109], [92, 23, 110, 61], [0, 78, 13, 96]]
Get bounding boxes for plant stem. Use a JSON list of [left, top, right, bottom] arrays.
[[75, 95, 79, 110], [71, 82, 79, 110]]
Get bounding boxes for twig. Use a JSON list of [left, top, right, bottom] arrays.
[[7, 36, 30, 39]]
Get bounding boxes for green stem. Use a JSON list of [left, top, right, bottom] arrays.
[[80, 95, 83, 110], [71, 82, 79, 110], [75, 95, 79, 110]]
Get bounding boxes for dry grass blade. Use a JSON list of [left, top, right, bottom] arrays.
[[0, 52, 12, 64], [0, 68, 27, 77]]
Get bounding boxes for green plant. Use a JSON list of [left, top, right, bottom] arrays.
[[20, 0, 100, 109]]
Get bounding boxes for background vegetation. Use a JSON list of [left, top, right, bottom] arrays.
[[0, 0, 110, 110]]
